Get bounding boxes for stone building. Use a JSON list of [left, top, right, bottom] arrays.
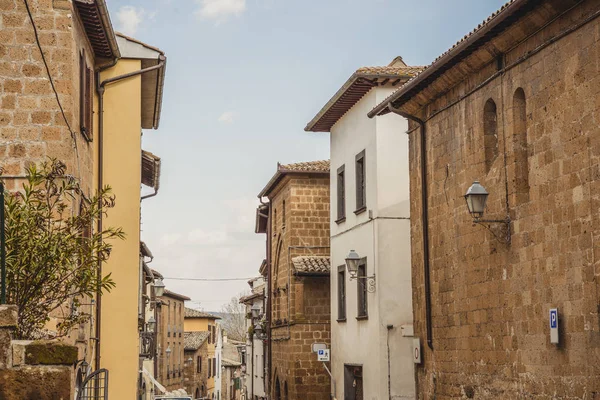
[[0, 0, 168, 397], [256, 161, 331, 399], [184, 308, 221, 398], [306, 56, 423, 399], [370, 0, 600, 398], [157, 289, 190, 392], [183, 330, 210, 399]]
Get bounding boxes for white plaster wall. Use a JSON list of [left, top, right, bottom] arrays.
[[329, 87, 415, 400]]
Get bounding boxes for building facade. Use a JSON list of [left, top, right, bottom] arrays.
[[184, 331, 211, 399], [185, 308, 221, 398], [370, 0, 600, 397], [0, 1, 167, 397], [157, 290, 190, 392], [306, 57, 422, 399], [240, 276, 267, 400], [256, 161, 331, 399]]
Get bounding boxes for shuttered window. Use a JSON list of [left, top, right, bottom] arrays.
[[336, 165, 345, 222], [79, 51, 93, 142], [355, 150, 366, 212]]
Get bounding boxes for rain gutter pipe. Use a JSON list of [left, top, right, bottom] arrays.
[[386, 103, 433, 350], [258, 196, 272, 396], [94, 57, 166, 371]]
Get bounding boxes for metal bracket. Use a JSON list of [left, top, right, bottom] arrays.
[[473, 216, 511, 244], [351, 274, 376, 293]]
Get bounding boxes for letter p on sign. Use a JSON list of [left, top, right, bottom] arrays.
[[549, 308, 559, 344]]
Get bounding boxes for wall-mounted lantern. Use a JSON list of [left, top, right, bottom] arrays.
[[464, 180, 511, 243], [146, 316, 156, 333], [251, 304, 261, 320], [153, 277, 165, 297], [345, 250, 376, 293]]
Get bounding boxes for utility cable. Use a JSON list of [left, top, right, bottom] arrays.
[[163, 277, 254, 282]]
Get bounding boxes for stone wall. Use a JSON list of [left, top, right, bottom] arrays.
[[183, 343, 209, 398], [268, 174, 331, 400], [407, 1, 600, 398], [0, 0, 96, 196], [0, 305, 76, 399]]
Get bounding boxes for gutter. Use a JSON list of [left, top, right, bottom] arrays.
[[94, 57, 166, 372], [367, 0, 529, 118], [386, 103, 433, 351], [95, 0, 121, 60]]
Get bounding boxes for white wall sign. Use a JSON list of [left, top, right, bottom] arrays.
[[312, 343, 327, 353], [317, 349, 330, 362], [413, 338, 421, 364]]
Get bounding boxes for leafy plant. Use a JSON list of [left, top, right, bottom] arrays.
[[2, 159, 125, 339]]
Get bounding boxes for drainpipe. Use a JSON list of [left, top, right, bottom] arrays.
[[94, 57, 167, 372], [387, 103, 433, 350]]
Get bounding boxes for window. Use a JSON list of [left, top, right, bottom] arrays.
[[213, 358, 216, 377], [357, 260, 368, 319], [208, 325, 212, 343], [337, 265, 346, 321], [484, 99, 498, 173], [336, 165, 345, 222], [355, 150, 366, 212], [513, 88, 529, 204], [208, 357, 212, 377], [79, 50, 93, 142], [197, 356, 202, 373], [282, 200, 286, 229]]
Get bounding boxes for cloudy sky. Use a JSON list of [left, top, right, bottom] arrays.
[[107, 0, 507, 310]]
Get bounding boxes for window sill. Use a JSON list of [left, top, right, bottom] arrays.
[[356, 315, 368, 321], [354, 206, 367, 215], [336, 318, 347, 323], [335, 217, 346, 225]]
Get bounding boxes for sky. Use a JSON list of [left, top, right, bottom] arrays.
[[106, 0, 508, 311]]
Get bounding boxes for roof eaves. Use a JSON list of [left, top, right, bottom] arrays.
[[258, 166, 329, 198], [368, 0, 529, 118], [163, 289, 191, 301], [73, 0, 120, 60]]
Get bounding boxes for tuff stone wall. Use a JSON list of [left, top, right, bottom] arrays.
[[183, 343, 209, 398], [268, 174, 331, 400], [0, 0, 96, 196], [408, 1, 600, 398], [0, 305, 76, 400]]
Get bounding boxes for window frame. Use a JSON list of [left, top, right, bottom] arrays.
[[336, 165, 346, 223], [356, 258, 368, 320], [337, 265, 346, 321], [354, 150, 366, 214], [79, 50, 93, 142]]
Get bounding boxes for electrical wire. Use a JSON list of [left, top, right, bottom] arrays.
[[163, 277, 254, 281]]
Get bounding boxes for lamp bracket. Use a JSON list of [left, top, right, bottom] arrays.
[[349, 274, 376, 293], [473, 216, 511, 244]]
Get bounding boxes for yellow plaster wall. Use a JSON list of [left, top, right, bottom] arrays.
[[99, 58, 143, 399]]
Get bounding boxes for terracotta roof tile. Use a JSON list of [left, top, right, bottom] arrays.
[[184, 307, 221, 320], [279, 160, 330, 173], [355, 66, 425, 76], [292, 256, 331, 275], [184, 331, 209, 351]]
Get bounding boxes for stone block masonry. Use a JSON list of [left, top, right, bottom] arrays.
[[0, 0, 96, 196], [403, 1, 600, 398]]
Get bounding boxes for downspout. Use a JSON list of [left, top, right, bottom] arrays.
[[94, 57, 166, 372], [251, 335, 254, 399], [387, 103, 433, 350], [259, 197, 272, 398]]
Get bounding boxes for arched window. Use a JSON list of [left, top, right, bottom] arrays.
[[284, 381, 288, 400], [195, 388, 200, 399], [484, 99, 499, 173], [513, 88, 529, 203], [275, 377, 281, 400]]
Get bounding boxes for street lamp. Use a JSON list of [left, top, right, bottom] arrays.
[[344, 250, 376, 293], [464, 180, 511, 243], [165, 346, 172, 358], [464, 181, 489, 219], [344, 250, 361, 278], [251, 304, 261, 319], [254, 323, 266, 340], [153, 277, 165, 297], [146, 316, 156, 333]]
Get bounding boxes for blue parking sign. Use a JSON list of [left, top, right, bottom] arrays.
[[550, 309, 557, 328]]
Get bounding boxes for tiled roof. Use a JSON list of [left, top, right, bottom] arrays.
[[184, 331, 210, 351], [184, 307, 221, 320], [222, 358, 242, 367], [368, 0, 531, 118], [355, 66, 424, 76], [163, 289, 191, 301], [73, 0, 120, 59], [258, 160, 330, 198], [292, 256, 331, 275], [279, 160, 330, 173], [305, 58, 425, 132]]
